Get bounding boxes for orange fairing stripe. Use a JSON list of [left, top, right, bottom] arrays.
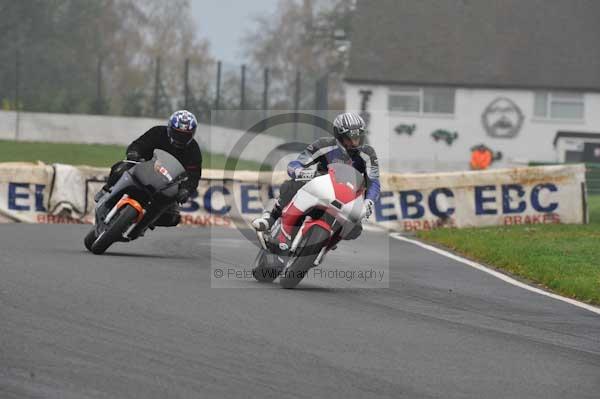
[[116, 197, 144, 223]]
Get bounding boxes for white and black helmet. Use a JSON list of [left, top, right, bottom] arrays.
[[333, 112, 366, 151]]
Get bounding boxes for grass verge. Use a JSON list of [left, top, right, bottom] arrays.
[[0, 139, 268, 171], [418, 196, 600, 305]]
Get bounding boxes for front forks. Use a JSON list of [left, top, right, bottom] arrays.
[[289, 219, 339, 267]]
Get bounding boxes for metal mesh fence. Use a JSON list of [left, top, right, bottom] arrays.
[[530, 162, 600, 195], [0, 39, 336, 136], [586, 164, 600, 195]]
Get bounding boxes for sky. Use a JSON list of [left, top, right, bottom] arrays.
[[190, 0, 280, 64]]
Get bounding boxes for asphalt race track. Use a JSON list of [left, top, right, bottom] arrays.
[[1, 224, 599, 398]]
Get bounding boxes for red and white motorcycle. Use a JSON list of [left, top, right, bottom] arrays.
[[252, 163, 366, 288]]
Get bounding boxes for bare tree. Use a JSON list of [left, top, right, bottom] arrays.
[[132, 0, 214, 116], [242, 0, 355, 110], [0, 0, 213, 117]]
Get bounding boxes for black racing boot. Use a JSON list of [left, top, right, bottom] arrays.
[[265, 235, 290, 256]]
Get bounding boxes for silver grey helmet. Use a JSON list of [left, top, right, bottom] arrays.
[[333, 112, 366, 151]]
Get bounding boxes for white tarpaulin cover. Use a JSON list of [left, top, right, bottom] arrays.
[[0, 163, 588, 230]]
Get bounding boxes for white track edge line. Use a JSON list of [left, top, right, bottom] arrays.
[[390, 233, 600, 316]]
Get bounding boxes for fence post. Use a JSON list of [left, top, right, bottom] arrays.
[[184, 58, 190, 109], [215, 61, 222, 109], [314, 73, 329, 140], [293, 71, 301, 140], [315, 73, 329, 110], [262, 67, 269, 120], [95, 58, 104, 114], [14, 46, 20, 140], [153, 57, 161, 117], [240, 64, 246, 109], [240, 64, 246, 129], [214, 61, 222, 124]]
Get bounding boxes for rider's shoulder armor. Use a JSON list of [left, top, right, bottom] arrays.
[[308, 137, 337, 152]]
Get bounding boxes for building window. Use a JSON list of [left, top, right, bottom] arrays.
[[534, 92, 584, 120], [389, 87, 455, 114]]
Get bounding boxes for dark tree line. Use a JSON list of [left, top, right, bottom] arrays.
[[0, 0, 354, 120], [0, 0, 212, 117]]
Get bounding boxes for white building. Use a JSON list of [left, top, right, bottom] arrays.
[[345, 0, 600, 172]]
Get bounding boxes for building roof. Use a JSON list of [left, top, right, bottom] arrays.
[[347, 0, 600, 92], [553, 131, 600, 147]]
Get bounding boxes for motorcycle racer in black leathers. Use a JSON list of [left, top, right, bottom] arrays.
[[95, 110, 202, 227]]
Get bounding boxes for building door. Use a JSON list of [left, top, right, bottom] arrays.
[[582, 143, 600, 163]]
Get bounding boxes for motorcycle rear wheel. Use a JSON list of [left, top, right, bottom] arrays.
[[252, 250, 280, 282]]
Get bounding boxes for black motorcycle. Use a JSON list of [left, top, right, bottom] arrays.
[[84, 149, 187, 255]]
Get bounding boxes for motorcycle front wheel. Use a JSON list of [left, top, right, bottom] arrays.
[[84, 228, 97, 252], [279, 225, 330, 289], [90, 205, 139, 255]]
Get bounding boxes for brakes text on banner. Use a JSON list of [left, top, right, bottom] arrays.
[[374, 183, 564, 231]]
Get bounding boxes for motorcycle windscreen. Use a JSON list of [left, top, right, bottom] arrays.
[[131, 149, 186, 191], [328, 163, 365, 193]]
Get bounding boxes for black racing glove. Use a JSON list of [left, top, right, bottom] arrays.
[[176, 187, 190, 204], [126, 150, 142, 161]]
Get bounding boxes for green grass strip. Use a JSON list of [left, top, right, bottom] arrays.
[[0, 139, 268, 171], [418, 196, 600, 305]]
